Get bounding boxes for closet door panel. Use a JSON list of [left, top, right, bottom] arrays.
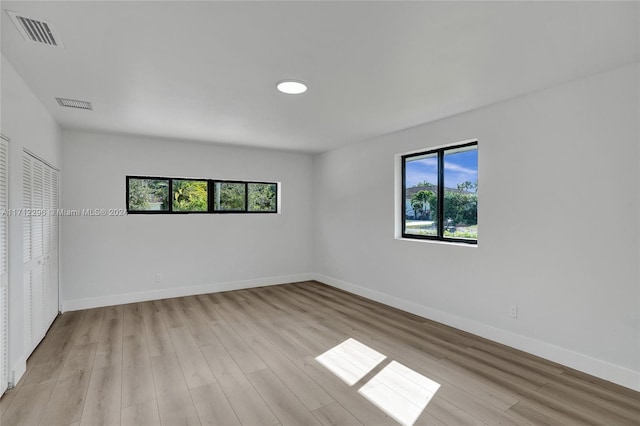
[[31, 161, 44, 261], [23, 156, 31, 263], [0, 136, 8, 395], [48, 170, 59, 323], [23, 271, 32, 353], [46, 250, 59, 325]]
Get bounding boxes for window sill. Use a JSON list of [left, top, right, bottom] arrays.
[[395, 237, 478, 248]]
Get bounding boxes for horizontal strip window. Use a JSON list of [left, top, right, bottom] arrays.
[[402, 141, 478, 244], [126, 176, 278, 214]]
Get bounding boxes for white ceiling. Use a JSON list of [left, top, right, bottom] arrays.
[[2, 1, 638, 153]]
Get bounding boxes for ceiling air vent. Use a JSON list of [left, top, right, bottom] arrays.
[[6, 10, 63, 47], [56, 98, 93, 111]]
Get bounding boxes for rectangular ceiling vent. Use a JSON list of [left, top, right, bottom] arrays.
[[56, 98, 93, 111], [6, 10, 63, 48]]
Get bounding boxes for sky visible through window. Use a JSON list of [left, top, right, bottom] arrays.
[[406, 149, 478, 189]]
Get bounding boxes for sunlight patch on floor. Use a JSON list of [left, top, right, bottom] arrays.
[[315, 338, 387, 385], [358, 361, 440, 426], [316, 339, 440, 425]]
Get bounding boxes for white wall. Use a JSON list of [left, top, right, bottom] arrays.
[[312, 63, 640, 390], [61, 130, 314, 310], [1, 54, 63, 385]]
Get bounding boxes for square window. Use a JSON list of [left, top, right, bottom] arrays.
[[248, 183, 277, 212], [127, 178, 169, 212], [172, 179, 208, 212], [214, 182, 246, 212]]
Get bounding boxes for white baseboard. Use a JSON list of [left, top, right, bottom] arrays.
[[10, 355, 26, 389], [312, 273, 640, 392], [62, 273, 314, 312]]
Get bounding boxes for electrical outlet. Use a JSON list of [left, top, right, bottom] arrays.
[[156, 273, 162, 283], [510, 305, 518, 319]]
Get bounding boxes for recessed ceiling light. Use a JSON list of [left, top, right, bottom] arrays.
[[276, 80, 307, 95]]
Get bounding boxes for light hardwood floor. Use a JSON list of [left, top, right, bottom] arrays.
[[1, 281, 638, 426]]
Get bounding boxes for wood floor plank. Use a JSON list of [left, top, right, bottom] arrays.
[[561, 367, 640, 400], [122, 332, 149, 367], [247, 368, 322, 426], [141, 301, 175, 357], [209, 319, 268, 374], [73, 308, 105, 346], [168, 326, 217, 389], [506, 400, 588, 426], [122, 357, 155, 410], [93, 314, 124, 370], [190, 382, 241, 426], [252, 317, 311, 360], [469, 338, 565, 377], [123, 303, 145, 338], [551, 370, 640, 413], [158, 298, 186, 329], [121, 335, 156, 409], [103, 305, 123, 319], [35, 311, 82, 361], [21, 352, 67, 385], [156, 389, 201, 426], [80, 364, 122, 426], [59, 342, 98, 379], [215, 308, 335, 411], [121, 400, 161, 426], [0, 381, 56, 426], [532, 381, 639, 426], [40, 371, 91, 425], [446, 349, 549, 389], [425, 395, 487, 426], [275, 320, 339, 356], [413, 412, 449, 426], [150, 352, 189, 397], [200, 342, 279, 426], [551, 373, 640, 413], [0, 386, 19, 417], [194, 294, 227, 322], [181, 306, 219, 348], [170, 295, 218, 348], [24, 335, 51, 370], [436, 384, 529, 426], [292, 285, 452, 360], [312, 401, 364, 426]]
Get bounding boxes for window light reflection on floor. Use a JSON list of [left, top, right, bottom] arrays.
[[315, 338, 386, 385], [358, 361, 440, 426], [316, 339, 440, 426]]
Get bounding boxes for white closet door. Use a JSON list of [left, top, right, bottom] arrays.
[[0, 136, 8, 396], [22, 152, 59, 356], [49, 169, 59, 323], [44, 169, 58, 327]]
